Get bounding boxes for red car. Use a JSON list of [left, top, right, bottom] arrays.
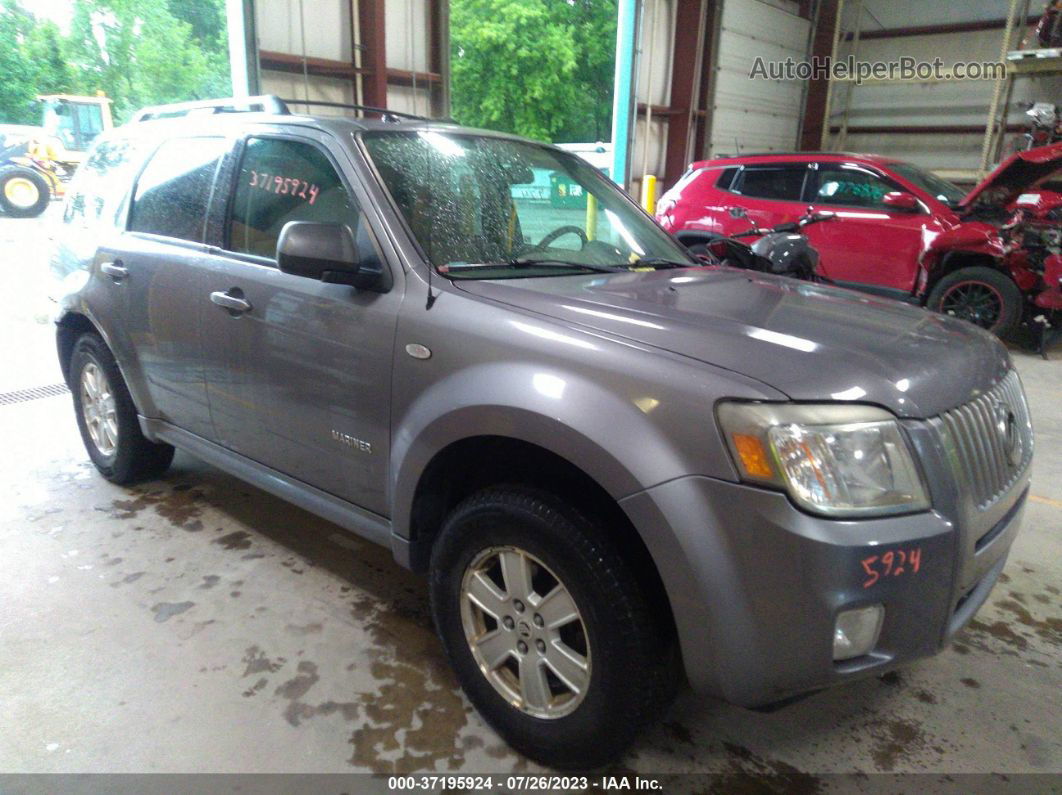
[[656, 143, 1062, 337]]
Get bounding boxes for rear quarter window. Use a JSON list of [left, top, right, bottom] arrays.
[[62, 137, 152, 229], [716, 166, 739, 190], [128, 137, 229, 242]]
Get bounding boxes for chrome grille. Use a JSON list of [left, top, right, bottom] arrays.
[[933, 370, 1033, 511]]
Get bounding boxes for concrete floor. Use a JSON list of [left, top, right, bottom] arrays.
[[1, 207, 1060, 780]]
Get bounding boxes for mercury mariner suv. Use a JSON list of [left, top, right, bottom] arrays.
[[52, 96, 1034, 769]]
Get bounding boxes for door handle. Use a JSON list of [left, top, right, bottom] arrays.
[[100, 261, 128, 280], [210, 290, 252, 314]]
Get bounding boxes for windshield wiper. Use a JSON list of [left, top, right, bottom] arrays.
[[443, 257, 677, 276], [625, 256, 691, 269], [507, 257, 631, 273]]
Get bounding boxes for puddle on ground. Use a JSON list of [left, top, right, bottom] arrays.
[[151, 601, 194, 623], [103, 484, 205, 531], [215, 531, 252, 551]]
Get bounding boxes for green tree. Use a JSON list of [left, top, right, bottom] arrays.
[[25, 21, 76, 96], [167, 0, 226, 49], [0, 1, 38, 123], [556, 0, 617, 142], [63, 0, 229, 123], [450, 0, 616, 143]]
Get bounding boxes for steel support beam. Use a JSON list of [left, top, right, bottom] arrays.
[[831, 124, 1023, 135], [226, 0, 260, 96], [359, 0, 388, 107], [429, 0, 451, 117], [610, 0, 641, 188], [258, 51, 366, 79], [694, 0, 722, 159], [662, 0, 709, 188], [844, 16, 1040, 41], [799, 0, 840, 151]]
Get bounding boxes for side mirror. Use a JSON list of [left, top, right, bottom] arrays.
[[882, 191, 920, 212], [276, 221, 365, 286]]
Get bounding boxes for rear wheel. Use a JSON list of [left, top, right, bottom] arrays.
[[70, 333, 174, 484], [0, 166, 51, 218], [429, 486, 675, 769], [926, 266, 1023, 338]]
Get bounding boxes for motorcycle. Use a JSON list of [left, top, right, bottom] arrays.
[[1018, 103, 1061, 152], [680, 206, 835, 282]]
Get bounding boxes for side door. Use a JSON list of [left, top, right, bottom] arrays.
[[803, 162, 927, 294], [718, 163, 811, 234], [111, 135, 232, 437], [199, 130, 400, 515]]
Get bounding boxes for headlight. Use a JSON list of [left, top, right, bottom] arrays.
[[717, 402, 929, 517]]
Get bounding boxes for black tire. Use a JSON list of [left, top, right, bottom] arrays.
[[926, 266, 1023, 338], [69, 333, 174, 484], [429, 486, 674, 769], [0, 165, 51, 218]]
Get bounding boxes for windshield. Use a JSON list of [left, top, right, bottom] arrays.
[[361, 131, 692, 279], [890, 161, 966, 207]]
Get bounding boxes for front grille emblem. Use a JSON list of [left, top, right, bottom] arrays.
[[993, 400, 1023, 468]]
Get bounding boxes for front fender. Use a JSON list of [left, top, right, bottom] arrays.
[[389, 361, 697, 540], [916, 224, 1007, 296]]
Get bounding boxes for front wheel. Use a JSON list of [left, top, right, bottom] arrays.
[[429, 487, 675, 769], [0, 165, 51, 218], [926, 266, 1023, 338]]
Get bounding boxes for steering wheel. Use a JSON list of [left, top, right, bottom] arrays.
[[536, 225, 589, 250]]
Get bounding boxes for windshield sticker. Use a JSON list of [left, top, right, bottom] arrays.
[[248, 170, 319, 204]]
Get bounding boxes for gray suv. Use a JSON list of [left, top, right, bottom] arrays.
[[52, 96, 1033, 768]]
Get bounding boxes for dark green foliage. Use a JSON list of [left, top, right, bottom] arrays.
[[0, 0, 230, 125], [450, 0, 617, 143]]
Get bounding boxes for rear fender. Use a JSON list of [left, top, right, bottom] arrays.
[[54, 293, 158, 421]]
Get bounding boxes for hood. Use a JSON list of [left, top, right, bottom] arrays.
[[961, 141, 1062, 209], [454, 268, 1010, 419]]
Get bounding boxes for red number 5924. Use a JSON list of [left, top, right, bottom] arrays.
[[860, 547, 922, 588]]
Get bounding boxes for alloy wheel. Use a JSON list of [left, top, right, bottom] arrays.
[[939, 280, 1004, 330], [80, 362, 118, 457], [460, 545, 591, 719]]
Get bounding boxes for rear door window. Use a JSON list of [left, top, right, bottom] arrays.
[[128, 137, 229, 241], [731, 165, 808, 201], [226, 137, 359, 259]]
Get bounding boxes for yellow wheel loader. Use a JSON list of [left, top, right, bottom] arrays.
[[0, 94, 112, 218]]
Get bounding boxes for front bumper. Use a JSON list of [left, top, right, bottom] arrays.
[[620, 472, 1027, 707]]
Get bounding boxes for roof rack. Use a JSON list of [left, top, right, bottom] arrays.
[[279, 98, 427, 123], [130, 95, 289, 122], [128, 94, 431, 126]]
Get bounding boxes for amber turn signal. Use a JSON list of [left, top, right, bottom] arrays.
[[731, 433, 774, 478]]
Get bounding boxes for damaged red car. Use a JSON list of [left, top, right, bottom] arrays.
[[656, 142, 1062, 338]]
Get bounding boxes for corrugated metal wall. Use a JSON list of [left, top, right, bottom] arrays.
[[255, 0, 436, 116], [707, 0, 810, 156], [629, 0, 811, 197], [826, 0, 1062, 178], [631, 0, 676, 190]]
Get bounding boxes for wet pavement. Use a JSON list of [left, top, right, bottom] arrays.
[[0, 207, 1059, 780]]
